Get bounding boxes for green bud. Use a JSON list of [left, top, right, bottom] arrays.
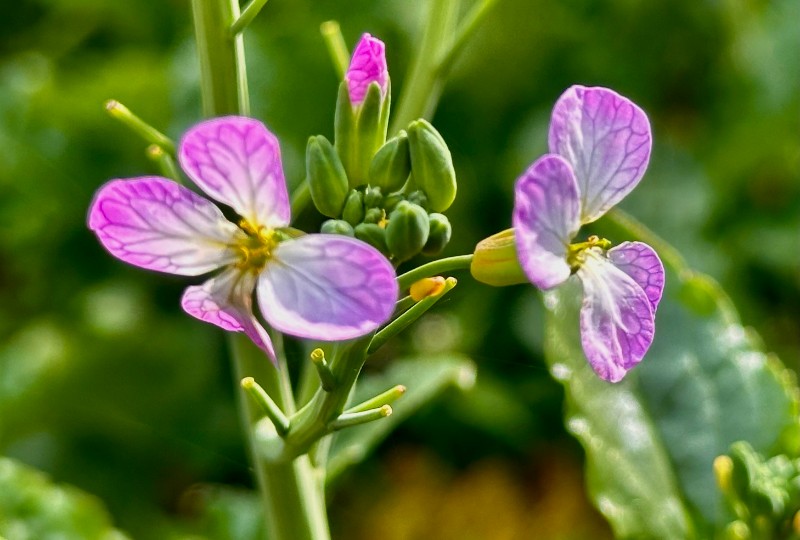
[[354, 223, 388, 255], [407, 119, 457, 212], [363, 185, 383, 208], [342, 190, 365, 226], [386, 201, 429, 263], [422, 213, 452, 255], [406, 189, 428, 210], [306, 135, 349, 218], [470, 229, 528, 287], [334, 82, 356, 181], [320, 219, 354, 236], [383, 193, 404, 212], [369, 131, 411, 192], [363, 207, 384, 224]]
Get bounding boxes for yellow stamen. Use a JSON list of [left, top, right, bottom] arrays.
[[234, 220, 280, 272]]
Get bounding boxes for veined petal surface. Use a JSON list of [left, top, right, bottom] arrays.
[[88, 177, 240, 275], [179, 116, 290, 228], [257, 235, 398, 340], [346, 33, 388, 105], [181, 269, 276, 361], [549, 85, 652, 223], [577, 250, 655, 383], [608, 241, 665, 311], [513, 154, 581, 290]]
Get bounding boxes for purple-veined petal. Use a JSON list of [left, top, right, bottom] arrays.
[[549, 85, 652, 223], [513, 154, 581, 290], [88, 177, 241, 275], [181, 268, 276, 361], [179, 116, 291, 228], [577, 249, 655, 383], [257, 234, 398, 340], [346, 33, 389, 105], [608, 241, 665, 311]]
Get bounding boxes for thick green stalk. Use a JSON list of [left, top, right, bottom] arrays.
[[190, 0, 329, 538], [390, 0, 460, 133]]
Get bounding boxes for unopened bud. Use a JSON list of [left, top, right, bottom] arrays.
[[406, 189, 428, 210], [363, 207, 384, 225], [363, 185, 383, 208], [410, 276, 446, 301], [321, 219, 355, 236], [470, 229, 528, 287], [306, 135, 349, 218], [342, 189, 365, 226], [369, 131, 411, 193], [422, 213, 452, 255], [386, 201, 429, 262], [407, 119, 457, 212], [354, 223, 389, 255]]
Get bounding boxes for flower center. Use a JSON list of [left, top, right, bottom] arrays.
[[567, 235, 611, 271], [235, 219, 280, 273]]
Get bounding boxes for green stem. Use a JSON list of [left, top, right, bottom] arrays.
[[191, 0, 329, 537], [435, 0, 500, 77], [231, 0, 271, 36], [396, 254, 473, 291], [390, 0, 460, 133], [320, 21, 350, 80]]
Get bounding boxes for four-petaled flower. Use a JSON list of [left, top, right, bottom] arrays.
[[345, 33, 389, 105], [513, 85, 665, 382], [88, 116, 398, 362]]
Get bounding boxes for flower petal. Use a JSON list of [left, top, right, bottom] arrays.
[[181, 269, 276, 361], [346, 33, 389, 105], [179, 116, 290, 228], [548, 85, 652, 223], [512, 154, 581, 289], [608, 241, 665, 311], [577, 250, 655, 382], [88, 177, 240, 275], [257, 235, 398, 340]]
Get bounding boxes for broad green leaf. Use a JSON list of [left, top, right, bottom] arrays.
[[544, 278, 695, 540], [0, 457, 129, 540], [542, 270, 798, 539], [326, 354, 476, 483]]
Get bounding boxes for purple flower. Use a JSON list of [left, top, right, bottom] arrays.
[[513, 86, 664, 382], [88, 116, 398, 361], [345, 33, 389, 105]]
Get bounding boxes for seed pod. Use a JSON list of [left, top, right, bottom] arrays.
[[354, 223, 389, 255], [407, 119, 457, 212], [320, 219, 355, 236], [369, 131, 411, 193], [386, 201, 429, 262], [342, 189, 365, 226], [422, 213, 452, 255], [306, 135, 349, 218]]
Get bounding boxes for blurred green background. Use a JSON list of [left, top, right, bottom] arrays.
[[0, 0, 797, 538]]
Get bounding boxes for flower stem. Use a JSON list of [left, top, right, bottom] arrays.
[[230, 0, 270, 36], [390, 0, 460, 133], [435, 0, 500, 77], [191, 0, 329, 537], [320, 20, 350, 80], [396, 254, 473, 291]]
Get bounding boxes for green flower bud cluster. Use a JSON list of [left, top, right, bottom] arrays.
[[716, 441, 800, 539], [306, 83, 458, 264]]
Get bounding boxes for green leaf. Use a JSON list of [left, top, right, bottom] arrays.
[[326, 354, 476, 483], [0, 457, 129, 540], [542, 270, 798, 539]]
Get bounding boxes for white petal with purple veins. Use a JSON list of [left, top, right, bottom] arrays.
[[181, 269, 276, 361], [88, 177, 241, 275], [513, 154, 581, 290], [257, 235, 398, 340], [179, 116, 291, 228], [577, 250, 655, 383], [608, 241, 665, 311], [549, 85, 652, 223]]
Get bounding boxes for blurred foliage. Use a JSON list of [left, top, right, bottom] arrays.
[[0, 0, 797, 538]]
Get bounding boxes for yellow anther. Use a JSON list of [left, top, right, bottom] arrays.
[[410, 276, 446, 302], [713, 455, 734, 493]]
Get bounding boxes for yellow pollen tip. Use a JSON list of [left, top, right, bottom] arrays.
[[410, 276, 446, 302]]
